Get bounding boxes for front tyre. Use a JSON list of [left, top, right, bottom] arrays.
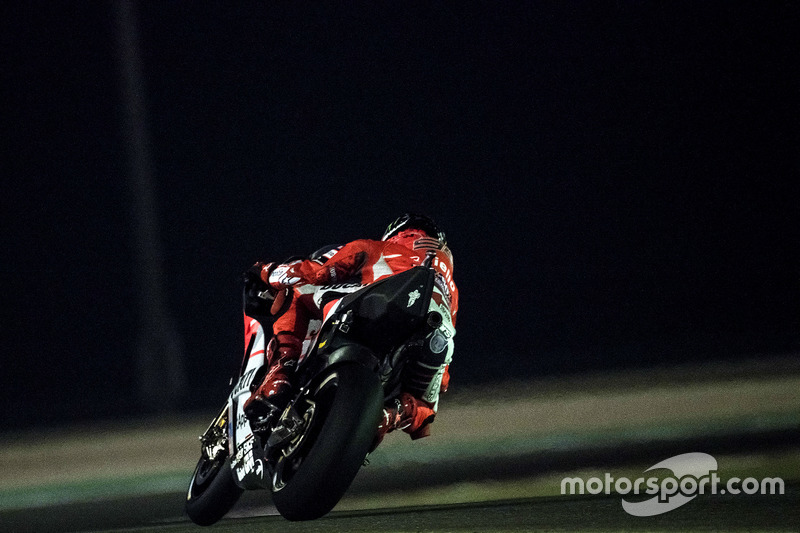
[[185, 455, 243, 526], [271, 363, 383, 521]]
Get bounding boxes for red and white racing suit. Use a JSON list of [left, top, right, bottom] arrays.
[[257, 229, 458, 437]]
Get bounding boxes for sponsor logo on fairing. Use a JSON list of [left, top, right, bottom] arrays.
[[233, 438, 256, 480], [320, 282, 365, 290], [407, 289, 421, 307], [233, 368, 257, 396]]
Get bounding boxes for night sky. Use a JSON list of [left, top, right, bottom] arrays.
[[2, 2, 798, 428]]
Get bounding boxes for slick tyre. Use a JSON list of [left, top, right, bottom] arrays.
[[271, 363, 383, 521], [185, 455, 243, 526]]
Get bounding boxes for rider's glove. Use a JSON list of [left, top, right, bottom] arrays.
[[267, 261, 302, 289]]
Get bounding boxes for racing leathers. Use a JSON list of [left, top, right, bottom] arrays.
[[245, 229, 458, 439]]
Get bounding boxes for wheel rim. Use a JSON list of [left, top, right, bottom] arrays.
[[188, 453, 225, 500], [272, 371, 340, 491]]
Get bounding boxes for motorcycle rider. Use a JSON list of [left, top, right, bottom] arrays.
[[243, 213, 458, 440]]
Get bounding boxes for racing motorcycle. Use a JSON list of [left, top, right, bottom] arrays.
[[185, 252, 455, 524]]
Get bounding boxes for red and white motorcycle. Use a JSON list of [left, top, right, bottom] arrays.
[[185, 252, 455, 524]]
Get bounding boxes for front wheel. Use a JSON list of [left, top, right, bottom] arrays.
[[270, 363, 383, 521], [185, 454, 243, 526]]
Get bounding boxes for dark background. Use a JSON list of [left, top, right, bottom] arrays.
[[2, 2, 797, 429]]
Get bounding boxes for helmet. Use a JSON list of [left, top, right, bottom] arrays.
[[381, 213, 446, 244]]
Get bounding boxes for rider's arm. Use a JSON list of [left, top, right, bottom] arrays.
[[294, 240, 371, 285], [264, 240, 372, 288]]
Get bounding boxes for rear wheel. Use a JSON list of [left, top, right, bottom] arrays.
[[270, 363, 383, 521]]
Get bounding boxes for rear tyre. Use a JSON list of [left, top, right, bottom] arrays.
[[185, 455, 243, 526], [270, 363, 383, 521]]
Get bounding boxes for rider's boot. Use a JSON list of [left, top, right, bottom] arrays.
[[244, 345, 297, 421], [373, 392, 436, 448]]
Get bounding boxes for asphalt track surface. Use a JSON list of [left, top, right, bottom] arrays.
[[2, 428, 798, 533], [2, 486, 798, 533]]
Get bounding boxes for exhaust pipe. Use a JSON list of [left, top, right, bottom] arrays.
[[426, 311, 443, 329]]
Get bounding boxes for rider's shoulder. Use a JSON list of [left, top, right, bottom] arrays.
[[339, 238, 382, 250], [309, 244, 343, 264]]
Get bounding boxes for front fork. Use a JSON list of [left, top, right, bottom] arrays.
[[198, 404, 228, 461]]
